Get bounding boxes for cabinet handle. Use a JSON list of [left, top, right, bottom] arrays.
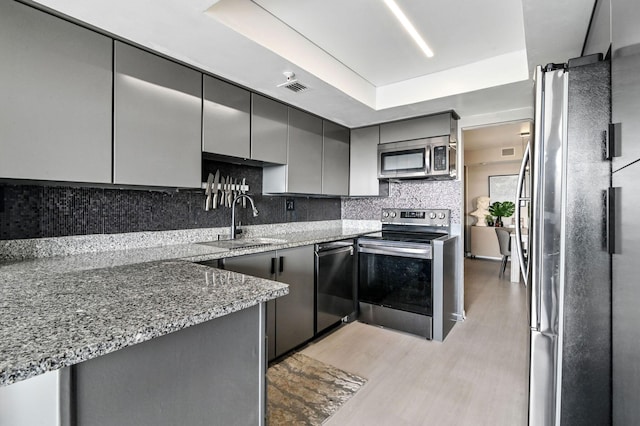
[[279, 256, 284, 273], [270, 258, 276, 275]]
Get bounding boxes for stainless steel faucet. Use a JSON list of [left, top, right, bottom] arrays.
[[230, 194, 258, 239]]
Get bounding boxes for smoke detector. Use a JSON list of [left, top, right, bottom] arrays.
[[277, 71, 308, 93]]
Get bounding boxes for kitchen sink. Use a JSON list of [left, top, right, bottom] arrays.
[[197, 237, 287, 250]]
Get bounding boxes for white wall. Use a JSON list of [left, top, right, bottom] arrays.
[[466, 161, 522, 225]]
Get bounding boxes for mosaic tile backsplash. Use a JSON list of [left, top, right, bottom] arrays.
[[0, 160, 341, 240], [342, 179, 462, 224]]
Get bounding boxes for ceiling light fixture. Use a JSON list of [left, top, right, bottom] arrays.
[[383, 0, 434, 58]]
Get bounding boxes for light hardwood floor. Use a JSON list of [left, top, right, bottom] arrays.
[[301, 258, 529, 425]]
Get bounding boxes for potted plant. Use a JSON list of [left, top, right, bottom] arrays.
[[489, 201, 516, 227], [485, 214, 494, 227]]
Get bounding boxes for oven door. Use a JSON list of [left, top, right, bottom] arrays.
[[357, 239, 432, 316]]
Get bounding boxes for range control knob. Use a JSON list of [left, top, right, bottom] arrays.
[[438, 212, 446, 219], [382, 211, 389, 218], [429, 212, 437, 219], [390, 212, 397, 218]]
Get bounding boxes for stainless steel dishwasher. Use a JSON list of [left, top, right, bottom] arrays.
[[315, 239, 356, 335]]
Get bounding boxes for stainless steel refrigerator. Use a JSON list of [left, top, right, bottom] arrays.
[[516, 56, 612, 425]]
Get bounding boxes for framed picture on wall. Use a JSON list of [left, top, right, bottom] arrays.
[[489, 174, 518, 205]]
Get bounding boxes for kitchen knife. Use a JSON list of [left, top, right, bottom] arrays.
[[204, 173, 213, 211], [220, 176, 226, 207], [241, 178, 246, 208], [211, 170, 220, 209], [226, 175, 232, 207], [233, 178, 238, 205]]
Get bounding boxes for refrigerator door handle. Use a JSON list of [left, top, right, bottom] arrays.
[[607, 123, 622, 159], [515, 142, 530, 284], [607, 187, 621, 254], [530, 66, 545, 331]]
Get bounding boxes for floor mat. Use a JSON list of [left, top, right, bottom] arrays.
[[267, 353, 367, 425]]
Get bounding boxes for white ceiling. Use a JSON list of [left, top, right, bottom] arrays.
[[251, 0, 526, 86], [31, 0, 595, 128]]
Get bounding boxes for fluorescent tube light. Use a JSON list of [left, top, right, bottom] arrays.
[[383, 0, 434, 58]]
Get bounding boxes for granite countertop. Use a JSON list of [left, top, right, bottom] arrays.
[[0, 226, 375, 387]]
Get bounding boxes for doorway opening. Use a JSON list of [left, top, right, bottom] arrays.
[[462, 120, 531, 277]]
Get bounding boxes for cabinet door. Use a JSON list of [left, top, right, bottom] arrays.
[[223, 252, 277, 362], [0, 1, 112, 183], [611, 2, 640, 423], [322, 121, 350, 196], [223, 251, 275, 280], [73, 305, 264, 426], [380, 113, 452, 143], [203, 76, 250, 158], [287, 109, 323, 194], [349, 126, 380, 196], [251, 94, 288, 164], [275, 245, 315, 357], [114, 41, 201, 188]]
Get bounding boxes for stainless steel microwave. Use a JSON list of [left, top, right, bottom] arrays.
[[377, 136, 456, 180]]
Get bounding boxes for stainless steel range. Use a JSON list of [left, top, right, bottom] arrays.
[[357, 208, 458, 341]]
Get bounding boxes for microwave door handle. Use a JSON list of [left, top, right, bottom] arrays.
[[425, 147, 431, 174]]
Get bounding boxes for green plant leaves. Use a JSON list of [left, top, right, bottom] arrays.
[[488, 201, 516, 218]]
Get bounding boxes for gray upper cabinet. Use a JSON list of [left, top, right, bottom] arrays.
[[251, 94, 288, 164], [203, 76, 251, 159], [114, 41, 201, 188], [0, 1, 112, 183], [380, 112, 456, 144], [349, 126, 380, 196], [322, 121, 350, 196], [288, 109, 323, 194], [263, 108, 323, 194]]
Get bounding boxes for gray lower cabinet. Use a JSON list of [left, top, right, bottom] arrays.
[[216, 251, 277, 361], [113, 41, 201, 188], [72, 305, 265, 426], [251, 94, 288, 164], [220, 245, 315, 361], [0, 1, 112, 183], [322, 121, 350, 196], [0, 305, 266, 426], [273, 246, 315, 357], [203, 76, 251, 158], [349, 126, 381, 196]]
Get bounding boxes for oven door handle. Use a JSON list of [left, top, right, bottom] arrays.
[[358, 243, 431, 259]]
